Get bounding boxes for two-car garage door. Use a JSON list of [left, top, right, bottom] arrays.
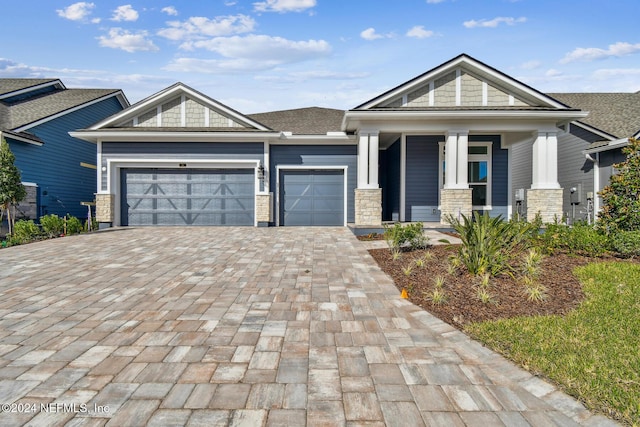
[[120, 168, 346, 226], [121, 169, 255, 226]]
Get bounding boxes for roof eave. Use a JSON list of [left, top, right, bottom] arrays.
[[69, 130, 282, 143]]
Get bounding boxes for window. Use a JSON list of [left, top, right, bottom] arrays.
[[439, 141, 492, 209]]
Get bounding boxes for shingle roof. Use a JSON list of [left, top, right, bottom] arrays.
[[3, 88, 121, 130], [248, 107, 345, 134], [0, 78, 59, 96], [548, 92, 640, 139]]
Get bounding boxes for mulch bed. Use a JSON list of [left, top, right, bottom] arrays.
[[369, 245, 595, 327]]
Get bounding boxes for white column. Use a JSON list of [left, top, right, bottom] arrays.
[[531, 131, 560, 189], [444, 131, 469, 189], [368, 132, 379, 188], [357, 131, 380, 189]]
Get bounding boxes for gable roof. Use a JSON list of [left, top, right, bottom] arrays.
[[354, 54, 569, 111], [548, 92, 640, 139], [90, 82, 271, 131], [6, 89, 126, 131], [0, 78, 62, 98], [248, 107, 345, 134]]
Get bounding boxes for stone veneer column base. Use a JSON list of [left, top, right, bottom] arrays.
[[440, 189, 472, 224], [526, 188, 563, 223], [95, 193, 115, 227], [355, 188, 382, 226], [255, 193, 272, 227]]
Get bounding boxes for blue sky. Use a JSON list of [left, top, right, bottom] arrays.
[[1, 0, 639, 113]]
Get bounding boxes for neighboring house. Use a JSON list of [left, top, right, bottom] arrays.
[[72, 54, 591, 228], [0, 78, 129, 221]]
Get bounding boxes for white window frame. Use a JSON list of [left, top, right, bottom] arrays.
[[438, 140, 493, 210]]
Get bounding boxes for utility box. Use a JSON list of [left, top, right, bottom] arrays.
[[515, 188, 525, 202], [570, 184, 582, 205]]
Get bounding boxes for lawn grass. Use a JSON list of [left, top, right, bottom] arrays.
[[465, 261, 640, 425]]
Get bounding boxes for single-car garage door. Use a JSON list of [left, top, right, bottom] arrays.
[[121, 168, 255, 226], [279, 169, 344, 226]]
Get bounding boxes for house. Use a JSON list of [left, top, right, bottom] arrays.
[[531, 92, 640, 222], [71, 54, 591, 228], [0, 78, 129, 222]]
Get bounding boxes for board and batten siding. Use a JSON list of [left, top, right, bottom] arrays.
[[100, 142, 264, 192], [269, 145, 357, 224], [9, 96, 124, 219], [405, 135, 441, 222]]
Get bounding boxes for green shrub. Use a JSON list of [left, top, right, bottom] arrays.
[[65, 215, 84, 235], [12, 219, 40, 244], [39, 214, 64, 238], [611, 231, 640, 258], [537, 221, 609, 257], [447, 212, 534, 276], [383, 222, 428, 252]]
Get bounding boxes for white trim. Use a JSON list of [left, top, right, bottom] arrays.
[[355, 55, 570, 110], [21, 182, 38, 187], [0, 80, 64, 100], [0, 131, 43, 146], [157, 105, 162, 127], [263, 141, 270, 191], [507, 145, 512, 220], [428, 81, 435, 106], [400, 135, 407, 221], [204, 107, 210, 127], [455, 69, 462, 106], [275, 165, 348, 227], [89, 83, 269, 131], [181, 95, 186, 127], [70, 130, 280, 143], [97, 140, 103, 192], [508, 94, 515, 106], [107, 158, 260, 226], [594, 152, 600, 214], [14, 92, 128, 132], [482, 81, 488, 106]]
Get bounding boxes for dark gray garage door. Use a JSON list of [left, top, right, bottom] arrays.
[[121, 169, 254, 226], [280, 169, 344, 226]]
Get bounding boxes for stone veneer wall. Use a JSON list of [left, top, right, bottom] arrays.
[[255, 193, 272, 225], [440, 189, 472, 224], [355, 188, 382, 226], [96, 194, 115, 224], [526, 189, 563, 223]]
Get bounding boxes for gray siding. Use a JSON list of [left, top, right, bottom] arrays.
[[405, 135, 441, 222], [511, 139, 533, 219], [599, 148, 626, 192], [557, 126, 600, 222], [101, 142, 264, 191], [269, 145, 357, 224]]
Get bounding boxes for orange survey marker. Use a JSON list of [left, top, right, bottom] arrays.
[[400, 288, 409, 299]]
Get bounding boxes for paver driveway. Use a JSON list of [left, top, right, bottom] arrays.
[[0, 227, 616, 426]]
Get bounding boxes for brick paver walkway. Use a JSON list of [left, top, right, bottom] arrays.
[[0, 227, 617, 426]]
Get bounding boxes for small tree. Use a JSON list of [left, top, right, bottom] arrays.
[[597, 138, 640, 233], [0, 138, 27, 236]]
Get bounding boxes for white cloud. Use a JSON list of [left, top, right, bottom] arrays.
[[158, 15, 255, 41], [360, 28, 395, 41], [56, 2, 96, 22], [253, 0, 316, 13], [406, 25, 434, 39], [463, 16, 527, 28], [111, 4, 139, 22], [98, 28, 159, 53], [166, 35, 331, 73], [161, 6, 178, 16], [560, 42, 640, 64], [255, 70, 369, 83], [182, 34, 330, 60], [426, 0, 445, 3]]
